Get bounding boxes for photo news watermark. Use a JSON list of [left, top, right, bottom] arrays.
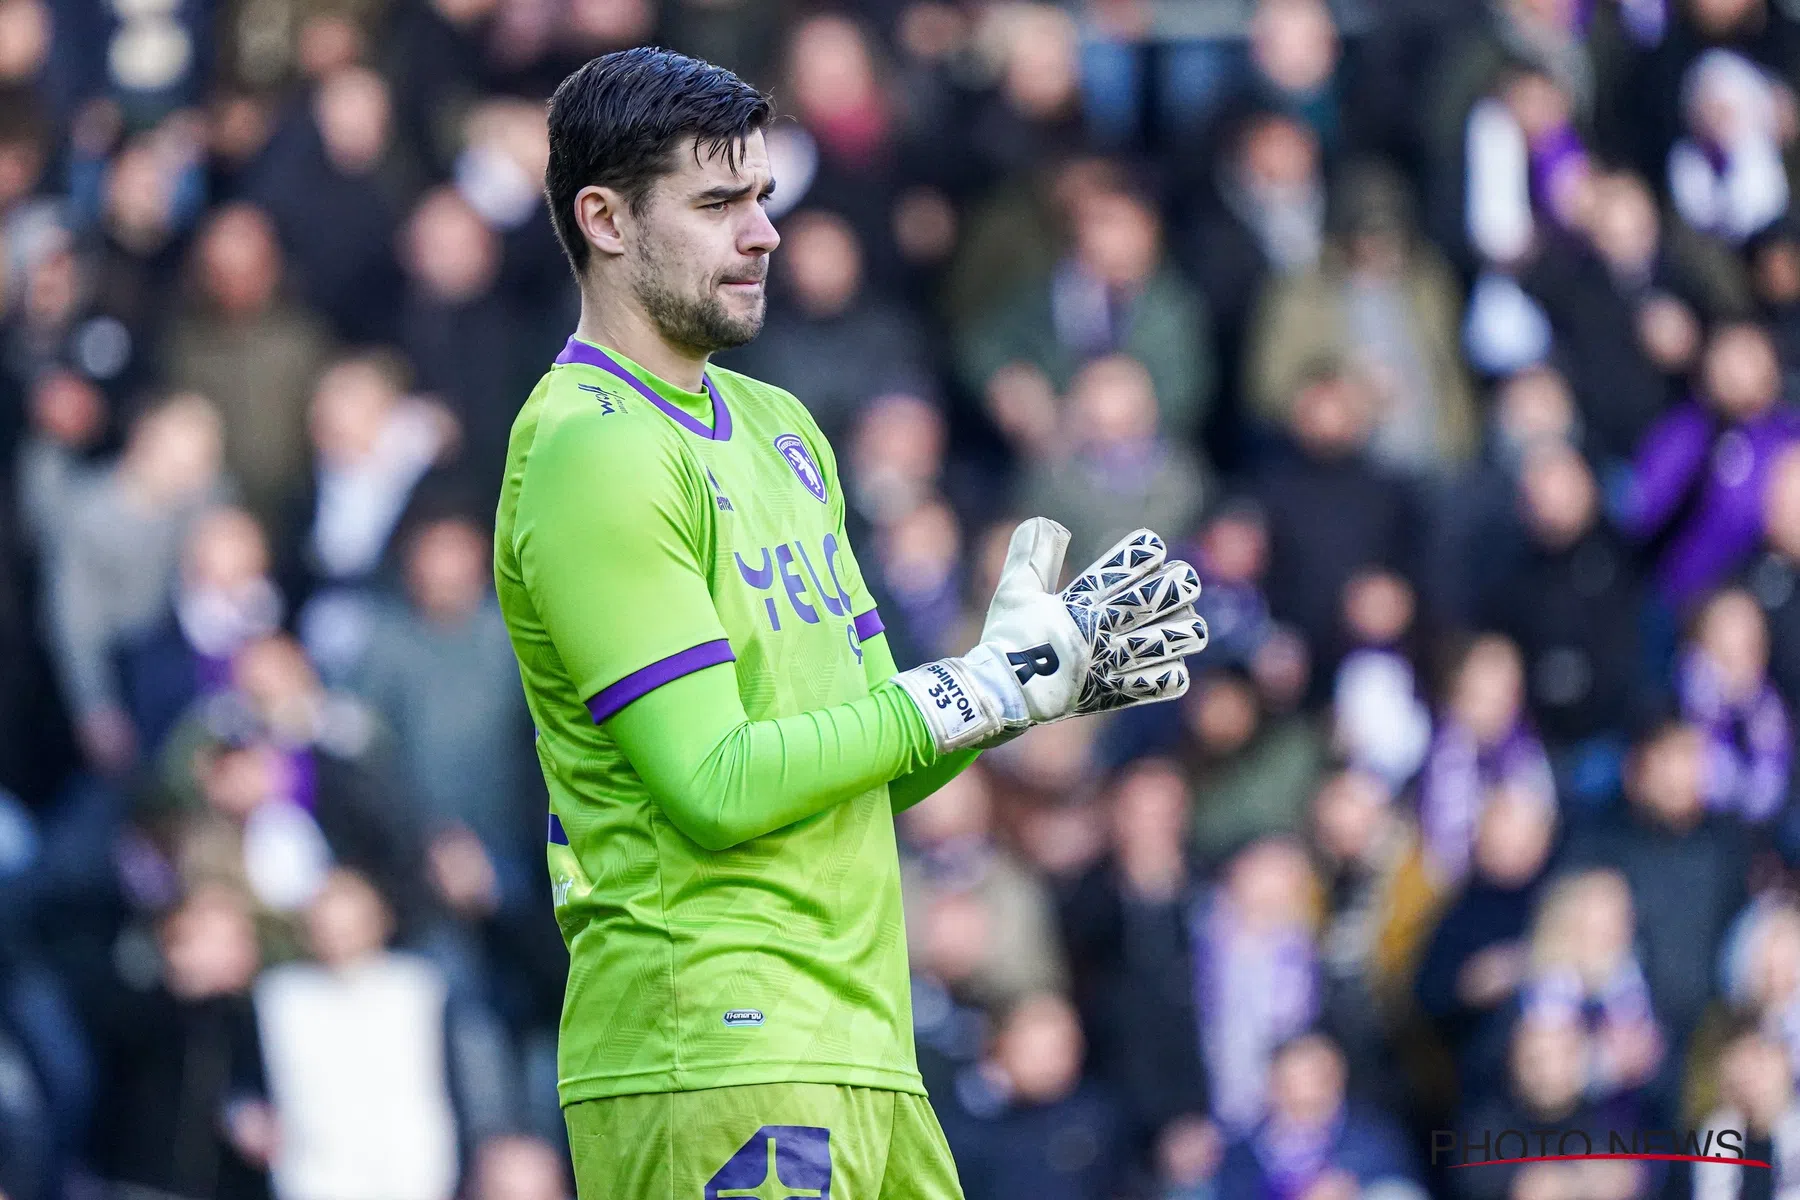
[[1430, 1128, 1774, 1170]]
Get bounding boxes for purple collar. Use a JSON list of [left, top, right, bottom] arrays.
[[556, 336, 732, 441]]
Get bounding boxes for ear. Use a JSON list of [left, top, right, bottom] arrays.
[[574, 185, 629, 259]]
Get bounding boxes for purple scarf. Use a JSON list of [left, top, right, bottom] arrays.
[[1529, 124, 1591, 229], [1680, 653, 1793, 824], [1418, 719, 1555, 887], [1523, 959, 1662, 1097], [1192, 891, 1319, 1134]]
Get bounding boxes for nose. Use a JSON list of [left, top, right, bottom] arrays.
[[741, 200, 780, 258]]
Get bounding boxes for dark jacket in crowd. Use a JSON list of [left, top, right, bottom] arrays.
[[939, 1073, 1126, 1200], [1253, 449, 1415, 687], [1523, 241, 1744, 464], [1214, 1106, 1419, 1198], [1058, 862, 1208, 1145], [1416, 879, 1537, 1051], [1565, 810, 1750, 1044], [1483, 524, 1658, 748], [89, 988, 271, 1200]]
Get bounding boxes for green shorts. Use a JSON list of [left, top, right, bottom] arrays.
[[564, 1083, 965, 1199]]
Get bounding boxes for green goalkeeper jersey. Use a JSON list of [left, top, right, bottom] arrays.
[[495, 336, 928, 1106]]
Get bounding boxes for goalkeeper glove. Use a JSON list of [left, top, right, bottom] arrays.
[[892, 518, 1209, 754]]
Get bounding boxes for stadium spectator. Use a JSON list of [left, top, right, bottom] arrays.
[[1417, 785, 1555, 1065], [1417, 633, 1555, 888], [396, 184, 521, 493], [1310, 767, 1426, 1106], [1710, 900, 1800, 1095], [1487, 442, 1653, 801], [1019, 353, 1209, 563], [163, 204, 332, 528], [1566, 721, 1750, 1048], [1250, 160, 1477, 475], [87, 884, 273, 1200], [1193, 837, 1321, 1134], [254, 868, 458, 1200], [350, 515, 529, 861], [1625, 321, 1800, 611], [1214, 1032, 1423, 1199], [245, 65, 417, 344], [1669, 49, 1792, 245], [284, 351, 458, 681], [1518, 869, 1666, 1105], [958, 172, 1214, 447], [1332, 568, 1431, 789], [938, 992, 1125, 1200], [44, 390, 226, 775], [1187, 498, 1278, 670], [1181, 667, 1326, 866], [1059, 757, 1208, 1147], [1453, 1013, 1650, 1200], [900, 763, 1067, 1012], [1693, 1026, 1800, 1200], [1523, 169, 1748, 465], [1679, 587, 1793, 825], [118, 506, 284, 759], [719, 207, 934, 448]]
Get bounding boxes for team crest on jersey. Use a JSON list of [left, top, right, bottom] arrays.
[[774, 433, 827, 503]]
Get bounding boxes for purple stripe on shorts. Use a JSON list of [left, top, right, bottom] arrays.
[[556, 336, 732, 441], [586, 639, 736, 724], [853, 608, 885, 641]]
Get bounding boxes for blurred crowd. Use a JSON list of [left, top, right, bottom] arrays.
[[14, 0, 1800, 1197]]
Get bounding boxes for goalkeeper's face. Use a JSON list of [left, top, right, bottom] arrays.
[[629, 130, 779, 355]]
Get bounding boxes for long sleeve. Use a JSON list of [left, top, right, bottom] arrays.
[[1622, 403, 1712, 539], [603, 660, 938, 851]]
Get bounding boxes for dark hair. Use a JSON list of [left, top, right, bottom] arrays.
[[544, 47, 773, 274]]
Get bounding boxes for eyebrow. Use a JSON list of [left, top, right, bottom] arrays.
[[693, 178, 777, 205]]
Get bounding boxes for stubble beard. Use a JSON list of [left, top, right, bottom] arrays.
[[631, 237, 765, 356]]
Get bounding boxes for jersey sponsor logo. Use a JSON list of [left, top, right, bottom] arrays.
[[735, 535, 854, 632], [706, 1126, 831, 1200], [774, 433, 828, 503], [722, 1008, 765, 1026], [575, 382, 620, 414]]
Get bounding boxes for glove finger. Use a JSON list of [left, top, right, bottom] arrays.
[[1095, 560, 1203, 637], [1110, 658, 1192, 704], [1061, 529, 1164, 609], [1078, 657, 1192, 713], [994, 517, 1071, 604], [1099, 614, 1210, 672]]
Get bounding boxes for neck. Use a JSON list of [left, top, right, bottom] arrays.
[[576, 290, 708, 393]]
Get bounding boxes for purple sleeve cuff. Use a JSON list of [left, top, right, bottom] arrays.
[[853, 608, 885, 641], [586, 639, 735, 724]]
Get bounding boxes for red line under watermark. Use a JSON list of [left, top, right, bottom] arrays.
[[1448, 1153, 1772, 1169]]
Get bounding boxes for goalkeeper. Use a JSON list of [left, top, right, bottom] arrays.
[[494, 46, 1209, 1200]]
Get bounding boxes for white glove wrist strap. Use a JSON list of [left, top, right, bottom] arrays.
[[892, 645, 1029, 754]]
